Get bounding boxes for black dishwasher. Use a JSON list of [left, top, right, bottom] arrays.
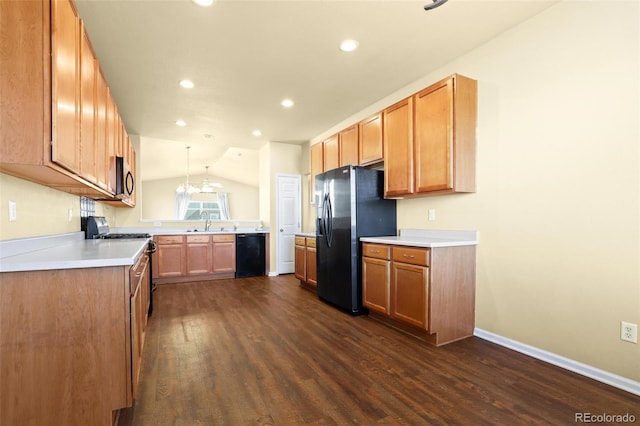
[[235, 233, 266, 278]]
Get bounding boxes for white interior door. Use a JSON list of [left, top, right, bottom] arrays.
[[277, 174, 301, 274]]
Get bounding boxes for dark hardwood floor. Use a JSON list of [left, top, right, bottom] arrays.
[[121, 275, 638, 425]]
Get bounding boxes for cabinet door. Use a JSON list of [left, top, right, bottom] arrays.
[[79, 25, 97, 184], [156, 244, 185, 277], [391, 262, 428, 329], [95, 68, 109, 190], [306, 246, 317, 287], [414, 79, 454, 193], [131, 276, 142, 398], [338, 125, 358, 167], [323, 135, 339, 171], [363, 256, 390, 315], [187, 243, 212, 275], [294, 243, 306, 281], [359, 113, 383, 166], [213, 239, 235, 273], [51, 0, 80, 173], [383, 97, 414, 197], [106, 88, 117, 194]]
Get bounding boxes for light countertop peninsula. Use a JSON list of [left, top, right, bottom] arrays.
[[360, 229, 478, 248], [0, 232, 149, 273]]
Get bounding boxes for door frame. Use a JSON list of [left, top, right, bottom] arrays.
[[276, 173, 302, 275]]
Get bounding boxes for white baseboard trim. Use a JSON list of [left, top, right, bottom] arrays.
[[268, 271, 278, 277], [474, 328, 640, 397]]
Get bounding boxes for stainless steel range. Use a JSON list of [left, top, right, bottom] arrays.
[[84, 216, 157, 315]]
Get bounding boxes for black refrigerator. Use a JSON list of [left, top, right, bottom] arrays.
[[316, 165, 397, 315]]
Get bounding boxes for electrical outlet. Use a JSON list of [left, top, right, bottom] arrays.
[[8, 201, 16, 222], [621, 321, 638, 343], [428, 209, 436, 221]]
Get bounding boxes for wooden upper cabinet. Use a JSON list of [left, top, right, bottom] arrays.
[[414, 74, 477, 194], [0, 0, 135, 204], [359, 113, 383, 166], [323, 135, 339, 171], [383, 97, 414, 197], [79, 23, 97, 184], [338, 125, 358, 167], [51, 0, 81, 174], [95, 68, 109, 190]]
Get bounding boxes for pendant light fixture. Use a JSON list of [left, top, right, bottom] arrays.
[[200, 166, 223, 193], [176, 146, 201, 194]]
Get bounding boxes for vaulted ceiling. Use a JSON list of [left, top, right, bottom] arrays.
[[76, 0, 557, 186]]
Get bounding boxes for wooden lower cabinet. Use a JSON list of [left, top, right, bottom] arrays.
[[153, 234, 236, 284], [0, 252, 150, 425], [155, 235, 186, 278], [362, 242, 476, 346], [212, 234, 235, 273], [306, 244, 317, 287], [294, 235, 317, 290], [362, 243, 391, 315], [187, 235, 212, 275], [391, 261, 428, 329]]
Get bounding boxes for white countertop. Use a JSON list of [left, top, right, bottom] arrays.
[[0, 232, 149, 273], [361, 229, 478, 248], [295, 232, 315, 238], [111, 226, 269, 236]]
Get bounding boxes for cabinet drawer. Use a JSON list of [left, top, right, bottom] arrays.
[[212, 234, 235, 243], [187, 235, 210, 243], [155, 235, 184, 245], [305, 237, 316, 248], [295, 236, 306, 246], [392, 246, 429, 266], [130, 253, 149, 294], [363, 243, 390, 260]]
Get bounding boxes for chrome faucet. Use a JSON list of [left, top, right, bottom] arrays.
[[201, 211, 211, 231]]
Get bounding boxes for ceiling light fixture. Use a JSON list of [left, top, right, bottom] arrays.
[[192, 0, 214, 7], [200, 166, 223, 193], [176, 146, 200, 194], [179, 79, 194, 89], [423, 0, 448, 11], [176, 119, 186, 127], [252, 130, 262, 137], [339, 39, 359, 52], [281, 99, 294, 108]]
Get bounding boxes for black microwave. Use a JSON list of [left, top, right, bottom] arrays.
[[115, 156, 134, 199]]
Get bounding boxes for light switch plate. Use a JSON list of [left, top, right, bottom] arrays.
[[8, 201, 16, 222]]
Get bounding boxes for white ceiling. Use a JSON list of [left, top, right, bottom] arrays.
[[75, 0, 557, 187]]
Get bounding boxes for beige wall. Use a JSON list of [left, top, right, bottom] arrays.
[[0, 173, 116, 240], [308, 1, 639, 381], [258, 142, 302, 273], [139, 176, 259, 221]]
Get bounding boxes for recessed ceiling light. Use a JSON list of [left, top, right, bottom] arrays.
[[252, 130, 262, 137], [281, 99, 294, 108], [179, 79, 194, 89], [192, 0, 214, 6], [176, 120, 186, 127], [339, 39, 359, 52]]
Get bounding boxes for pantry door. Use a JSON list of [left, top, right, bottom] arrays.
[[276, 174, 301, 274]]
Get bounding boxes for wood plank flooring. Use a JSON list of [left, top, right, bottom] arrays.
[[121, 275, 638, 425]]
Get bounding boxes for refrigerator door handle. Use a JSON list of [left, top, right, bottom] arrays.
[[326, 195, 333, 247]]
